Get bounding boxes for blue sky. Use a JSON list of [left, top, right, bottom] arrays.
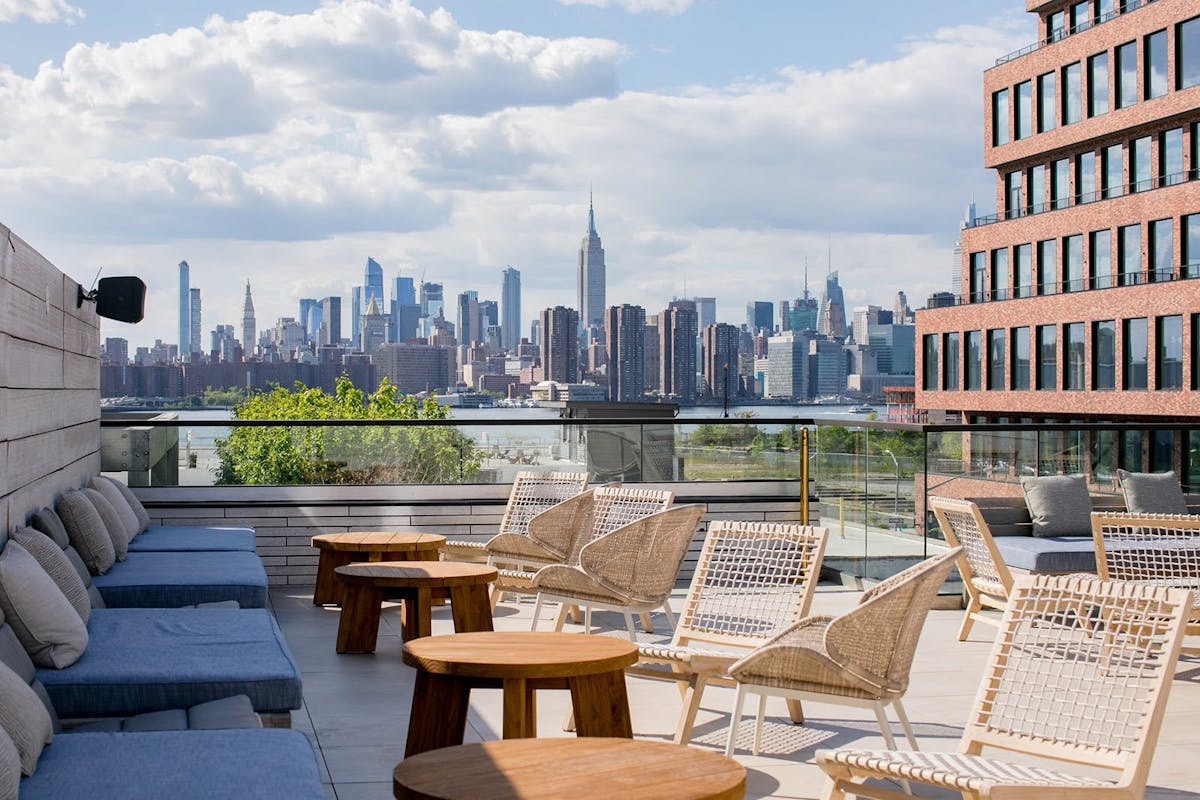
[[0, 0, 1027, 349]]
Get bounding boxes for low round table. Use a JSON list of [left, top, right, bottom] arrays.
[[393, 738, 746, 800], [402, 631, 638, 757], [312, 532, 445, 605], [334, 562, 497, 654]]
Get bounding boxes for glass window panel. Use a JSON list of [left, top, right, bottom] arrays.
[[1006, 171, 1022, 219], [1038, 239, 1058, 294], [991, 248, 1008, 300], [922, 334, 939, 390], [1119, 223, 1142, 285], [1012, 327, 1030, 390], [1160, 128, 1183, 185], [1191, 429, 1200, 489], [1185, 214, 1200, 278], [1124, 317, 1148, 389], [1090, 229, 1112, 289], [1064, 322, 1086, 390], [1052, 158, 1071, 208], [1038, 72, 1057, 132], [993, 88, 1010, 146], [1131, 136, 1151, 192], [1048, 10, 1066, 42], [1076, 151, 1095, 202], [1071, 1, 1092, 32], [1121, 430, 1143, 472], [943, 332, 960, 390], [1150, 218, 1173, 281], [966, 331, 982, 390], [1151, 430, 1175, 473], [1157, 315, 1183, 389], [1015, 81, 1032, 139], [1014, 243, 1032, 298], [970, 251, 987, 303], [1088, 52, 1108, 116], [1102, 144, 1123, 198], [1028, 164, 1046, 213], [988, 329, 1006, 390], [1037, 324, 1057, 390], [1093, 320, 1116, 389], [1063, 234, 1083, 292], [1194, 315, 1200, 391], [1179, 16, 1200, 90], [1145, 30, 1167, 99], [1098, 0, 1114, 21], [1116, 41, 1137, 108], [1063, 63, 1081, 124]]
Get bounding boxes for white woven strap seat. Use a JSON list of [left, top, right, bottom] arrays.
[[635, 643, 739, 666], [819, 749, 1114, 792], [440, 540, 489, 563]]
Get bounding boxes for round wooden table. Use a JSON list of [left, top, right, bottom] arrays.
[[311, 531, 445, 605], [334, 562, 497, 654], [402, 631, 638, 757], [393, 738, 746, 800]]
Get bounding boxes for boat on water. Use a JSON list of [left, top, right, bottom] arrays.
[[849, 404, 874, 414]]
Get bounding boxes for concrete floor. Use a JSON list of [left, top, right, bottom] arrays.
[[269, 585, 1200, 800]]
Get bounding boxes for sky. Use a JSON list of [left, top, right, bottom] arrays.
[[0, 0, 1030, 350]]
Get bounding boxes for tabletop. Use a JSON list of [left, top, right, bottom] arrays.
[[402, 631, 638, 679], [312, 532, 446, 551], [335, 562, 497, 587]]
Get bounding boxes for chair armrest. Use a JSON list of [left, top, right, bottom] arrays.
[[526, 491, 594, 561]]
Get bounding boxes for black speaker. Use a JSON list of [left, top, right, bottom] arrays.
[[78, 276, 146, 323]]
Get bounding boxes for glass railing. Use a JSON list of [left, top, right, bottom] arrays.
[[939, 263, 1199, 308]]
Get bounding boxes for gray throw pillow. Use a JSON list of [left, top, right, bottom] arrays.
[[8, 528, 90, 622], [90, 477, 141, 542], [82, 488, 129, 561], [0, 543, 88, 669], [28, 509, 70, 551], [0, 658, 52, 777], [108, 479, 151, 533], [0, 720, 20, 798], [1117, 469, 1190, 515], [1020, 475, 1093, 538], [54, 492, 115, 575]]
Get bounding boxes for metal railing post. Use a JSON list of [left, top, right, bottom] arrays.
[[800, 425, 809, 525]]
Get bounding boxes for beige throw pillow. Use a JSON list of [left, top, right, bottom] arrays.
[[54, 492, 115, 575], [82, 488, 129, 561], [8, 528, 90, 622], [90, 476, 141, 542], [0, 658, 52, 776], [0, 542, 88, 669]]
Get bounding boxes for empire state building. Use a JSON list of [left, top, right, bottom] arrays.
[[576, 193, 605, 340]]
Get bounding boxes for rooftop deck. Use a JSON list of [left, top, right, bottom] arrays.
[[271, 583, 1200, 800]]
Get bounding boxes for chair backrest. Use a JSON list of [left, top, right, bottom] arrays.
[[672, 521, 828, 650], [497, 471, 589, 538], [962, 575, 1191, 788], [579, 504, 707, 603], [929, 496, 1014, 597], [824, 547, 961, 695], [565, 485, 674, 565], [1091, 512, 1200, 592]]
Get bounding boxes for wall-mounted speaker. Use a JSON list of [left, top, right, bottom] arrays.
[[77, 276, 146, 323]]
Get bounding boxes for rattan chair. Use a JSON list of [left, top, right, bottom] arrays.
[[530, 503, 706, 640], [929, 496, 1014, 641], [817, 574, 1193, 800], [626, 520, 829, 744], [724, 547, 961, 759]]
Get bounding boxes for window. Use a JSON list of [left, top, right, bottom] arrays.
[[1063, 234, 1083, 292], [1005, 171, 1022, 219], [1037, 325, 1057, 390], [1048, 10, 1066, 42], [1064, 322, 1085, 390], [1052, 158, 1071, 209], [991, 248, 1008, 300], [1071, 0, 1092, 32], [922, 335, 939, 390], [1121, 430, 1143, 471], [1028, 164, 1046, 213], [1090, 229, 1112, 289], [1102, 144, 1123, 198], [1015, 81, 1032, 140], [1119, 224, 1142, 285], [988, 329, 1006, 390], [1088, 52, 1109, 117], [966, 331, 982, 390], [1160, 128, 1183, 185], [1124, 317, 1148, 389], [1038, 239, 1058, 295], [1093, 320, 1116, 389], [1063, 63, 1081, 124], [1038, 72, 1057, 132], [1185, 214, 1200, 278], [1115, 41, 1137, 109], [970, 252, 987, 303], [1157, 315, 1183, 389], [1151, 430, 1175, 473], [1194, 315, 1200, 390], [1145, 30, 1167, 99], [944, 332, 960, 390], [1130, 135, 1151, 192], [1178, 16, 1200, 90], [1012, 327, 1030, 390], [1076, 151, 1095, 202], [1194, 123, 1200, 180], [1014, 243, 1032, 298], [1098, 0, 1114, 22], [992, 88, 1010, 146], [1150, 218, 1173, 281]]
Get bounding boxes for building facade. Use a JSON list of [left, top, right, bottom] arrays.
[[577, 195, 606, 341], [605, 304, 646, 402], [702, 323, 740, 403], [660, 300, 698, 403], [539, 306, 580, 384], [177, 260, 190, 358], [241, 281, 256, 358], [501, 266, 521, 352]]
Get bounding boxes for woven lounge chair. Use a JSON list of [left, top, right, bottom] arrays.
[[817, 574, 1193, 800], [530, 503, 706, 641], [929, 496, 1014, 641], [626, 520, 828, 744], [724, 547, 961, 758]]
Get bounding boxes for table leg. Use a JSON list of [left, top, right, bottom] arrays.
[[569, 669, 633, 739], [401, 586, 434, 641], [404, 671, 472, 757], [449, 584, 494, 633], [336, 580, 385, 654], [313, 550, 355, 605], [501, 677, 537, 739]]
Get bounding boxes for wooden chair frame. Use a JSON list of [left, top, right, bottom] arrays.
[[929, 496, 1015, 641]]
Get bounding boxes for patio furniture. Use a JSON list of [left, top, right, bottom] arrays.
[[929, 496, 1015, 641], [91, 475, 259, 553], [627, 520, 829, 744], [333, 561, 497, 653], [724, 547, 961, 758], [311, 531, 445, 605], [392, 738, 745, 800], [401, 631, 637, 757], [816, 574, 1193, 800], [529, 504, 706, 640]]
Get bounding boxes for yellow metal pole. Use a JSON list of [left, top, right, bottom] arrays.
[[800, 426, 810, 525], [839, 496, 846, 539]]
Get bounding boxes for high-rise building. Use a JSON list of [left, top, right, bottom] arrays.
[[817, 271, 847, 340], [501, 266, 521, 351], [605, 304, 646, 402], [810, 336, 848, 397], [211, 324, 237, 363], [539, 306, 580, 383], [188, 288, 201, 359], [391, 276, 418, 342], [350, 286, 362, 350], [353, 257, 384, 350], [360, 296, 388, 355], [419, 281, 444, 338], [660, 300, 698, 403], [456, 291, 481, 346], [241, 281, 256, 359], [917, 0, 1200, 444], [746, 301, 773, 334], [577, 193, 606, 340], [374, 343, 456, 394], [177, 261, 190, 358], [702, 323, 740, 403], [319, 296, 341, 347], [299, 298, 318, 343], [766, 330, 812, 400], [102, 337, 129, 366], [643, 314, 661, 392], [693, 297, 716, 332]]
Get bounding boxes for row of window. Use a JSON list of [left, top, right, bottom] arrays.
[[966, 212, 1200, 302], [992, 14, 1200, 146], [921, 314, 1195, 393]]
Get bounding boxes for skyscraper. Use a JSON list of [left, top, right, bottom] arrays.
[[818, 271, 847, 340], [241, 281, 256, 358], [390, 275, 418, 342], [660, 300, 698, 403], [702, 323, 739, 402], [319, 296, 341, 346], [605, 304, 646, 402], [188, 288, 201, 360], [693, 297, 716, 332], [501, 266, 521, 351], [746, 301, 773, 335], [456, 290, 481, 346], [360, 296, 388, 356], [539, 306, 579, 383], [299, 298, 318, 343], [577, 193, 606, 340], [177, 261, 190, 358]]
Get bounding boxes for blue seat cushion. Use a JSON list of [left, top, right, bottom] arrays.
[[992, 535, 1097, 573], [128, 525, 256, 553], [36, 608, 302, 716], [92, 551, 267, 608], [21, 729, 322, 800]]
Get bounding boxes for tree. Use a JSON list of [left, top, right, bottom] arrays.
[[214, 376, 482, 485]]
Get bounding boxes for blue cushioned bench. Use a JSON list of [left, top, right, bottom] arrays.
[[91, 551, 268, 608], [127, 525, 257, 553]]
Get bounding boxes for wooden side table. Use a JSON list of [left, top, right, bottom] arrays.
[[335, 562, 497, 654], [312, 532, 445, 605], [393, 738, 746, 800], [402, 631, 638, 757]]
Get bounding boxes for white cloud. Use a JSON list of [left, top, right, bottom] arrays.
[[557, 0, 693, 14], [0, 0, 82, 24]]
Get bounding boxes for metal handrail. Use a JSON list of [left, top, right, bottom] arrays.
[[993, 0, 1154, 67]]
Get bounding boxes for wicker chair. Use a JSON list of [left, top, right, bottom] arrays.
[[929, 496, 1014, 641], [817, 574, 1193, 800], [626, 520, 829, 744], [724, 547, 961, 759], [530, 503, 706, 640]]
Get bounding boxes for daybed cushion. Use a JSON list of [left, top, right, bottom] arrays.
[[91, 551, 267, 608], [54, 492, 116, 576], [89, 477, 141, 542], [0, 543, 88, 669], [81, 489, 129, 561], [1020, 475, 1093, 537], [7, 529, 89, 622], [0, 660, 52, 776], [1118, 469, 1190, 515], [991, 535, 1098, 573], [35, 607, 302, 717], [127, 525, 257, 553], [20, 729, 323, 800], [68, 695, 260, 733]]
